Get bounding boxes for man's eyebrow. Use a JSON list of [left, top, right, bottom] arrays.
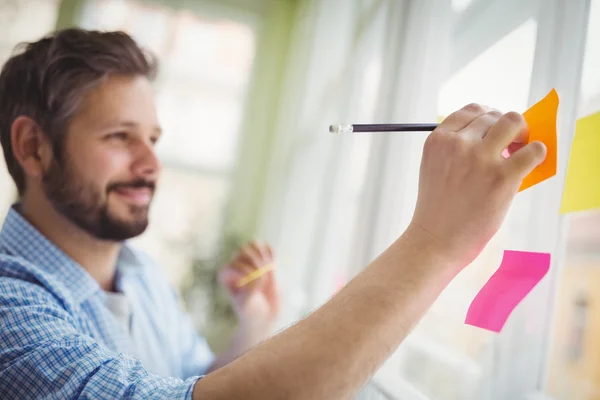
[[100, 120, 162, 133]]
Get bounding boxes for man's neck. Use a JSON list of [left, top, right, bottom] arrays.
[[19, 193, 121, 292]]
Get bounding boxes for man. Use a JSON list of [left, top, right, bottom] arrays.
[[0, 29, 546, 399], [0, 28, 279, 398]]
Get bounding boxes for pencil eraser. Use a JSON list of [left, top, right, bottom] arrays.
[[329, 124, 353, 134]]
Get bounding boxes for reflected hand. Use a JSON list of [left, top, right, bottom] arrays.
[[218, 240, 280, 334]]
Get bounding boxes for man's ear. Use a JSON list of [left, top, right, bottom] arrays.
[[10, 116, 53, 179]]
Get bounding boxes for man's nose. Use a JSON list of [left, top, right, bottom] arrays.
[[131, 140, 161, 179]]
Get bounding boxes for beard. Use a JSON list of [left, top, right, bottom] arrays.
[[42, 156, 155, 242]]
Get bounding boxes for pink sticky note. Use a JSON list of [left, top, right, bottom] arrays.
[[465, 250, 551, 332]]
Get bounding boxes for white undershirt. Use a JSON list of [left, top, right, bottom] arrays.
[[95, 247, 215, 378], [104, 291, 136, 352]]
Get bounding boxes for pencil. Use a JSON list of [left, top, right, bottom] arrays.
[[329, 123, 439, 134], [236, 263, 274, 288]]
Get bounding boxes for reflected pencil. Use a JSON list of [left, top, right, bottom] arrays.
[[329, 123, 439, 134], [236, 263, 274, 288]]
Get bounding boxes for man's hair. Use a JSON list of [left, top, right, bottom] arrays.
[[0, 28, 158, 195]]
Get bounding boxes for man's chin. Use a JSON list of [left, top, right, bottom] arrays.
[[99, 219, 149, 241], [99, 209, 150, 241]]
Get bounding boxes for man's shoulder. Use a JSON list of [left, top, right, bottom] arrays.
[[0, 252, 41, 279], [0, 253, 74, 309]]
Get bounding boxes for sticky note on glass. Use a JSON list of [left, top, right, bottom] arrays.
[[465, 250, 551, 332], [518, 89, 559, 192], [560, 110, 600, 213]]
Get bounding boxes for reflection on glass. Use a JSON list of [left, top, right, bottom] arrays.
[[579, 0, 600, 107], [452, 0, 477, 13], [547, 211, 600, 400], [546, 5, 600, 398], [80, 0, 257, 288], [438, 19, 537, 116]]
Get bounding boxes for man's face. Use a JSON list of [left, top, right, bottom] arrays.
[[42, 75, 162, 241]]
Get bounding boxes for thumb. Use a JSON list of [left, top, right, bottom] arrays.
[[263, 270, 278, 302], [218, 266, 243, 289], [507, 140, 547, 179]]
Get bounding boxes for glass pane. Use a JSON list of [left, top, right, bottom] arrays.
[[452, 0, 477, 13], [322, 57, 380, 292], [579, 0, 600, 107], [438, 19, 537, 115], [129, 167, 230, 287], [391, 19, 538, 400], [546, 1, 600, 398], [306, 1, 386, 304], [81, 0, 256, 171], [80, 0, 258, 287], [155, 82, 245, 171]]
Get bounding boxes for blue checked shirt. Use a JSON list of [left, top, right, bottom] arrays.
[[0, 206, 215, 399]]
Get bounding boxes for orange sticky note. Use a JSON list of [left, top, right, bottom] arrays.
[[518, 89, 559, 191]]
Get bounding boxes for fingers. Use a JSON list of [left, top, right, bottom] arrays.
[[218, 266, 247, 291], [262, 269, 280, 310], [242, 244, 262, 268], [447, 106, 531, 159], [236, 240, 271, 269], [231, 259, 255, 275], [460, 110, 503, 139], [479, 112, 544, 181], [250, 240, 272, 264], [235, 264, 273, 288], [506, 141, 547, 179], [439, 103, 495, 132], [507, 141, 525, 155], [223, 259, 267, 292], [483, 111, 529, 154], [228, 240, 274, 287]]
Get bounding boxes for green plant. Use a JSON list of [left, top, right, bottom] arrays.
[[180, 233, 247, 352]]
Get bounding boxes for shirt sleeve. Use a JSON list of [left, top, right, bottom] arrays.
[[0, 277, 200, 400]]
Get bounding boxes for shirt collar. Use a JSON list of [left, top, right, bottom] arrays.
[[0, 205, 144, 304]]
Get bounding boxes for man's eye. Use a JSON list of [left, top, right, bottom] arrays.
[[107, 132, 127, 141]]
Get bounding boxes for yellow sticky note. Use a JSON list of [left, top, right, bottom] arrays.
[[560, 111, 600, 213], [519, 89, 559, 192]]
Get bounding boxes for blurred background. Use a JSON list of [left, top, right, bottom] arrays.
[[0, 0, 598, 399]]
